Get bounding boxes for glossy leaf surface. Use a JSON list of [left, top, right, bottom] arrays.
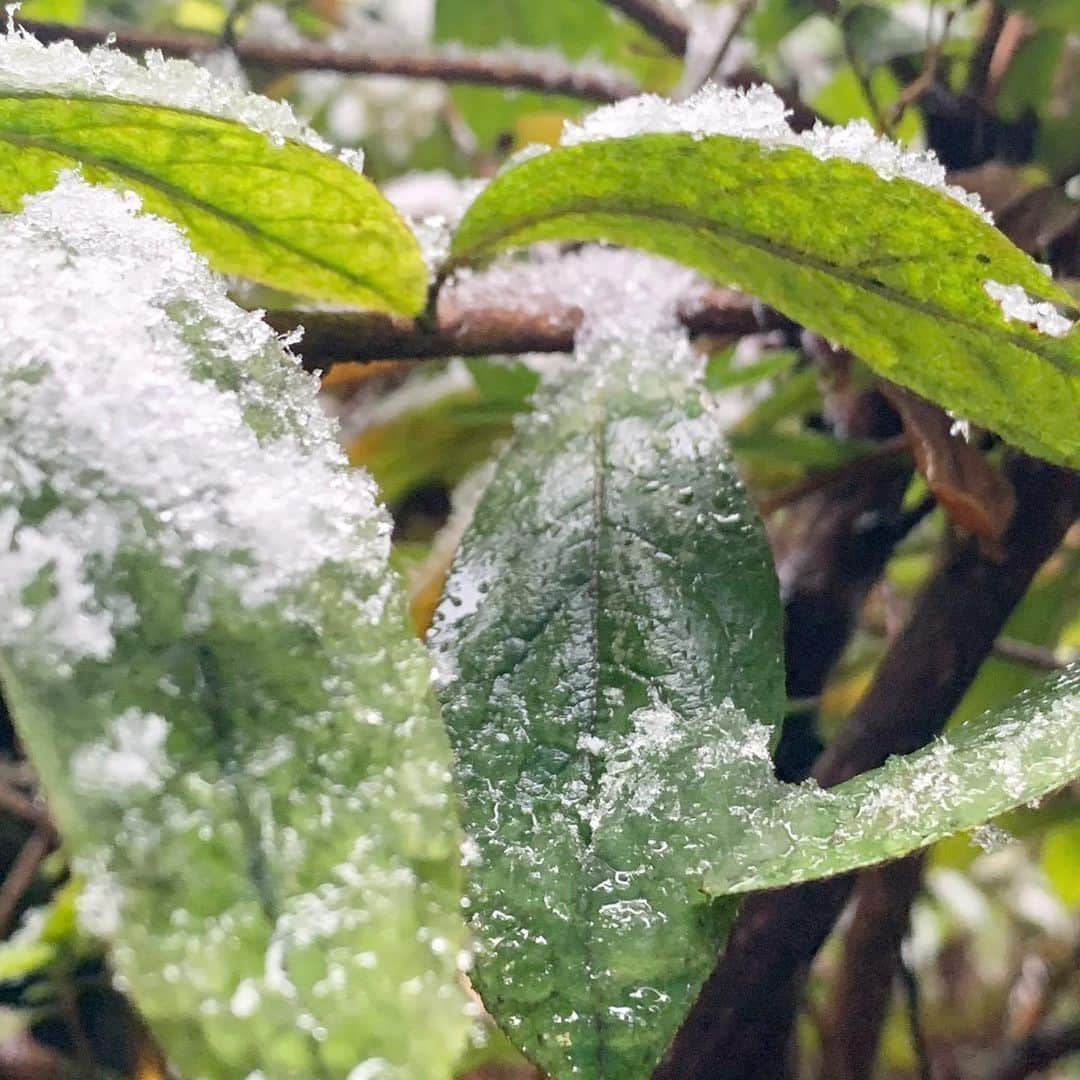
[[708, 666, 1080, 894], [431, 343, 786, 1078]]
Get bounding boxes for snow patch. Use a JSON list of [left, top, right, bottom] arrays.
[[561, 82, 990, 222], [983, 280, 1075, 337], [1, 21, 357, 168]]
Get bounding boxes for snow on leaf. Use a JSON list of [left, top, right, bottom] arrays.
[[0, 27, 427, 312], [431, 287, 786, 1076], [705, 666, 1080, 895], [449, 106, 1080, 468], [0, 19, 338, 157], [983, 280, 1076, 337], [561, 82, 989, 221], [0, 177, 470, 1079]]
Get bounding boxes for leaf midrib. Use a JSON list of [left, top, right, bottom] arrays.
[[0, 121, 407, 309], [451, 198, 1079, 377]]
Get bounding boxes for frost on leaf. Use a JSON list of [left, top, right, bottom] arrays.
[[705, 666, 1080, 896], [561, 82, 990, 222], [431, 264, 786, 1077], [983, 280, 1076, 338], [0, 177, 469, 1079]]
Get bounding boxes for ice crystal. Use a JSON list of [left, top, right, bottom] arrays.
[[562, 82, 990, 222], [983, 280, 1075, 337], [0, 173, 385, 666]]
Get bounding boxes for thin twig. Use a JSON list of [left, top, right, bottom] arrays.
[[901, 955, 934, 1080], [990, 1024, 1080, 1080], [15, 18, 641, 103], [820, 856, 928, 1080], [966, 2, 1007, 103], [861, 609, 1068, 672], [267, 288, 769, 370], [0, 775, 55, 837], [991, 636, 1070, 671], [757, 434, 911, 515], [694, 0, 756, 92], [600, 0, 689, 55], [889, 6, 957, 129]]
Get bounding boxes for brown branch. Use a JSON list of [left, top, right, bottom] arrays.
[[757, 434, 910, 516], [0, 827, 51, 938], [990, 1024, 1080, 1080], [819, 854, 927, 1080], [600, 0, 689, 55], [15, 18, 640, 103], [653, 453, 1080, 1080], [267, 288, 767, 370], [966, 2, 1007, 104]]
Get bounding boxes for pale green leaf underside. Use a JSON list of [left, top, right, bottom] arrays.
[[707, 665, 1080, 895], [431, 355, 786, 1079], [0, 94, 427, 313], [450, 134, 1080, 468]]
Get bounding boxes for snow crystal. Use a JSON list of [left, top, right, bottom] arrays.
[[0, 173, 388, 667], [449, 245, 707, 348], [347, 1060, 393, 1080], [0, 21, 357, 169], [563, 82, 792, 145], [384, 171, 484, 227], [72, 709, 172, 797], [983, 280, 1075, 337], [562, 82, 990, 222]]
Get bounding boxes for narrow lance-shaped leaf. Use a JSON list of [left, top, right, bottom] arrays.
[[431, 328, 786, 1079], [448, 85, 1080, 468], [0, 28, 428, 313], [0, 177, 469, 1079], [706, 665, 1080, 895]]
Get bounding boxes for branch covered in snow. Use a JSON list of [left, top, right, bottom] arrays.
[[267, 286, 769, 369], [16, 18, 642, 104]]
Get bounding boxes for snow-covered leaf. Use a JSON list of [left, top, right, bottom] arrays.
[[431, 330, 785, 1078], [707, 666, 1080, 894], [0, 29, 426, 313], [0, 177, 469, 1079], [449, 85, 1080, 468]]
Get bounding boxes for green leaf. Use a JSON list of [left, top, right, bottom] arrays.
[[449, 133, 1080, 468], [17, 0, 84, 19], [0, 34, 426, 313], [0, 178, 469, 1078], [748, 0, 817, 51], [1003, 0, 1080, 30], [347, 360, 538, 506], [729, 429, 879, 467], [431, 342, 786, 1078], [1042, 819, 1080, 906], [704, 346, 799, 391], [706, 665, 1080, 895]]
